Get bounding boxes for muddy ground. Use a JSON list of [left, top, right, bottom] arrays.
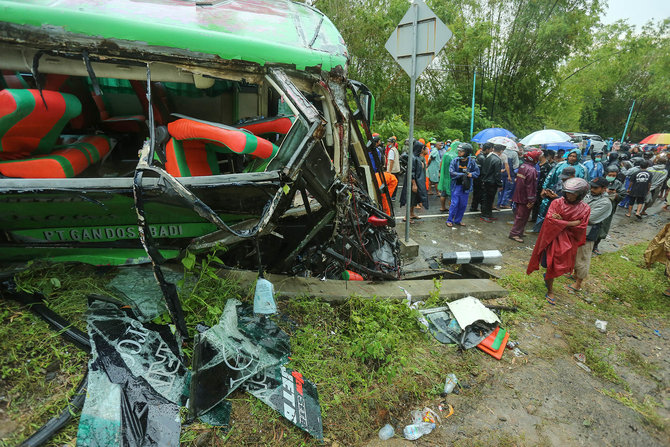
[[362, 194, 670, 446]]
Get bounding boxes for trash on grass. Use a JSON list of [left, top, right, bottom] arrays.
[[253, 277, 277, 314], [378, 423, 395, 440], [576, 362, 592, 373], [476, 326, 509, 360], [447, 296, 500, 329], [403, 422, 435, 441], [595, 320, 608, 333], [411, 407, 441, 425], [443, 373, 458, 395], [419, 296, 505, 354], [574, 353, 586, 363]]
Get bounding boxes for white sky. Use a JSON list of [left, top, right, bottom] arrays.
[[602, 0, 670, 26]]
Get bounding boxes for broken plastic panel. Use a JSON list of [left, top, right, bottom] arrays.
[[447, 296, 500, 330], [420, 298, 499, 349], [419, 308, 462, 345], [245, 365, 323, 440], [77, 297, 188, 447]]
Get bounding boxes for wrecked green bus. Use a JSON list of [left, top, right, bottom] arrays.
[[0, 0, 399, 279]]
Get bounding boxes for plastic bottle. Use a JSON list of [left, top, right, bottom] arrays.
[[403, 422, 435, 440], [378, 423, 394, 440], [253, 278, 277, 314], [443, 373, 458, 394]]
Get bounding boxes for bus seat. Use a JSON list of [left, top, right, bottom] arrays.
[[235, 115, 295, 136], [0, 89, 82, 158], [164, 118, 278, 177], [0, 135, 111, 178]]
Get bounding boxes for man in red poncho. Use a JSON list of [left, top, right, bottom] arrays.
[[509, 150, 541, 242], [527, 177, 591, 305]]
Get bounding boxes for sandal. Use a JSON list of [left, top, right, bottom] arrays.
[[635, 214, 642, 220], [440, 208, 448, 213], [446, 222, 453, 227], [625, 213, 631, 217], [545, 294, 556, 305], [509, 235, 524, 243], [458, 222, 466, 226], [566, 284, 581, 294]]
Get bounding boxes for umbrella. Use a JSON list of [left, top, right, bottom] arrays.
[[639, 133, 670, 145], [472, 127, 516, 143], [544, 141, 577, 151], [520, 129, 571, 146], [487, 136, 518, 152]]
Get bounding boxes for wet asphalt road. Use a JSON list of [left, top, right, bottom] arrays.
[[391, 185, 668, 275]]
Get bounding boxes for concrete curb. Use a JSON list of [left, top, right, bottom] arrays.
[[221, 270, 508, 303]]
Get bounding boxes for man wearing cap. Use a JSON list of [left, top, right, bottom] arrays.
[[369, 133, 384, 172], [509, 150, 541, 242], [531, 165, 577, 232], [568, 177, 612, 293], [527, 177, 591, 304]]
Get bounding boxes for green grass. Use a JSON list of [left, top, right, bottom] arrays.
[[1, 261, 114, 447], [601, 389, 667, 432], [2, 241, 669, 446]]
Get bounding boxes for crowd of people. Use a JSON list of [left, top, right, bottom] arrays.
[[369, 134, 670, 303]]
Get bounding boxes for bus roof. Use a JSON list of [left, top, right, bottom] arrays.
[[0, 0, 348, 72]]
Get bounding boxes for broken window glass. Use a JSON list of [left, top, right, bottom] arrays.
[[77, 297, 189, 447]]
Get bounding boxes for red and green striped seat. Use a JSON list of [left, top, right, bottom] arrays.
[[165, 118, 278, 177], [235, 115, 295, 136], [0, 89, 82, 158], [0, 135, 111, 178]]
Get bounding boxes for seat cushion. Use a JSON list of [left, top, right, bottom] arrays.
[[168, 118, 278, 160], [236, 115, 295, 136], [165, 138, 219, 177], [0, 89, 82, 155], [0, 135, 110, 178]]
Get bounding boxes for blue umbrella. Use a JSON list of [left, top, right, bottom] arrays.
[[543, 141, 577, 151], [472, 127, 517, 143]]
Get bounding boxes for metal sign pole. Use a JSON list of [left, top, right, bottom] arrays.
[[405, 1, 418, 243]]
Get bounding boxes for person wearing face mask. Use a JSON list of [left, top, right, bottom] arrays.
[[527, 177, 591, 305], [592, 165, 626, 254], [584, 149, 604, 180], [567, 178, 612, 293], [446, 143, 480, 227]]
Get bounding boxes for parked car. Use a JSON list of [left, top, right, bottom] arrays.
[[567, 132, 606, 155]]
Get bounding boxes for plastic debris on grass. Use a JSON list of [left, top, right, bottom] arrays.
[[76, 290, 323, 445], [418, 297, 509, 359]]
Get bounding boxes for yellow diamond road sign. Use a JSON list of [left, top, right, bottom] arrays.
[[385, 0, 452, 78]]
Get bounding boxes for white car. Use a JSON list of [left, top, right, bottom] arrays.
[[568, 132, 606, 154]]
